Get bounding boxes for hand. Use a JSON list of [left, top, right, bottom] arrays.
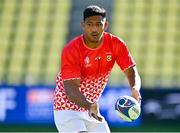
[[131, 88, 142, 104], [88, 102, 103, 122]]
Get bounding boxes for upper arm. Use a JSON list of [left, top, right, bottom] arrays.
[[61, 46, 81, 80], [124, 66, 138, 78], [114, 37, 136, 71], [61, 47, 81, 96]]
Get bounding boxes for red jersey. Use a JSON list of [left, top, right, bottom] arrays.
[[54, 32, 136, 111]]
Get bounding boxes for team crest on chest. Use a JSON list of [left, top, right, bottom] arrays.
[[106, 55, 112, 61]]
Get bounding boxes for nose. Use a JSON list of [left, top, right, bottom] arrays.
[[92, 25, 98, 32]]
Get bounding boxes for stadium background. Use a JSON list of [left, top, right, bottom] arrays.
[[0, 0, 180, 132]]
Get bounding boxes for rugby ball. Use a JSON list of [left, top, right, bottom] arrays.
[[115, 95, 141, 122]]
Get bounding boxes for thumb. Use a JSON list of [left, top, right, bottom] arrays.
[[97, 115, 103, 121], [89, 112, 103, 122]]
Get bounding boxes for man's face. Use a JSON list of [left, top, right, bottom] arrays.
[[81, 15, 108, 43]]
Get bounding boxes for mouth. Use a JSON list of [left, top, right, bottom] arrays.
[[91, 33, 99, 38]]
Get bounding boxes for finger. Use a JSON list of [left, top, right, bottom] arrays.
[[88, 111, 96, 119], [91, 113, 99, 120], [138, 97, 142, 104], [88, 111, 92, 117], [132, 94, 141, 102], [91, 113, 103, 122], [97, 115, 103, 121]]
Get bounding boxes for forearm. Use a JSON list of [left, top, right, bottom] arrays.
[[125, 66, 141, 91], [63, 80, 92, 110], [130, 70, 141, 91], [124, 66, 142, 102]]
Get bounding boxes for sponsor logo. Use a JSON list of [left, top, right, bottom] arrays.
[[84, 56, 92, 67], [84, 56, 90, 64], [95, 56, 101, 61], [0, 88, 16, 121]]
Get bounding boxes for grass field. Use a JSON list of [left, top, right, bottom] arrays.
[[0, 122, 180, 132]]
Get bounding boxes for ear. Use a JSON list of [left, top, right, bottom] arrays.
[[104, 20, 109, 31], [81, 21, 85, 30]]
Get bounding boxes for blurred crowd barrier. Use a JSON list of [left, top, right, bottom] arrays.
[[0, 0, 180, 88], [0, 85, 180, 127]]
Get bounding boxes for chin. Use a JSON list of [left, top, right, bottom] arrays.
[[91, 37, 101, 43], [91, 40, 100, 43]]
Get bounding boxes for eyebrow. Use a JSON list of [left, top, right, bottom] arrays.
[[85, 19, 103, 23]]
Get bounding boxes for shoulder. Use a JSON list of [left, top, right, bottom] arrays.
[[104, 32, 127, 51], [63, 35, 82, 54], [104, 32, 126, 46]]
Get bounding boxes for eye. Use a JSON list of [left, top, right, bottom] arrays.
[[86, 23, 92, 26], [97, 23, 103, 27]]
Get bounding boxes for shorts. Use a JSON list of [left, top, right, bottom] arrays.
[[54, 110, 111, 133]]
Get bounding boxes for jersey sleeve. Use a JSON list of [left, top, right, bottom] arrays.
[[114, 37, 136, 71], [61, 45, 81, 80]]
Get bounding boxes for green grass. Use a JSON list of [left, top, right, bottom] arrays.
[[111, 123, 180, 132], [0, 122, 180, 132]]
